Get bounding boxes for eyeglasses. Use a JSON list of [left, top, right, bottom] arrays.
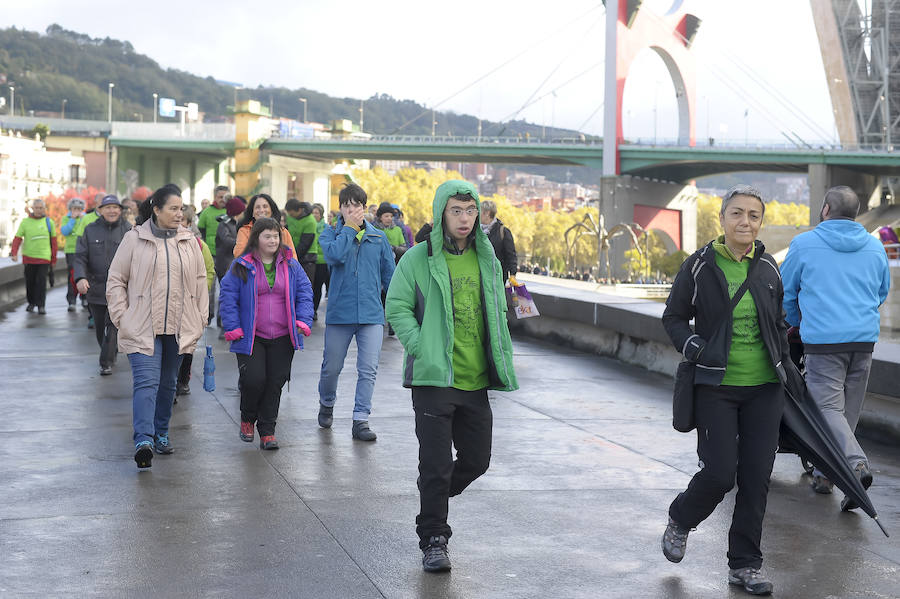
[[447, 207, 478, 217]]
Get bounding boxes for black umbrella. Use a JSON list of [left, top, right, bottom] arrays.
[[779, 361, 889, 537]]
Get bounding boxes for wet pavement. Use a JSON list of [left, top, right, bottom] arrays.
[[1, 285, 898, 598]]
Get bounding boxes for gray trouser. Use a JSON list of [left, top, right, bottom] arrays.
[[804, 352, 871, 474]]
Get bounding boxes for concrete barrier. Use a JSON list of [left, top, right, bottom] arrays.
[[509, 274, 900, 443], [0, 256, 70, 310]]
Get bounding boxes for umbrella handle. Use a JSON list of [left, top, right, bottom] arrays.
[[874, 516, 890, 538]]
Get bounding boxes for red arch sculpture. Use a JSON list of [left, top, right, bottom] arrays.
[[603, 0, 700, 175]]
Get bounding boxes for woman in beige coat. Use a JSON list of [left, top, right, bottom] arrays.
[[107, 184, 209, 469]]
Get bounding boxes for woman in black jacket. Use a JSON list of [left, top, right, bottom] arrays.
[[660, 185, 790, 597]]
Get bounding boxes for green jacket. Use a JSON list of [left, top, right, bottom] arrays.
[[62, 212, 98, 254], [385, 179, 518, 391], [316, 219, 327, 264]]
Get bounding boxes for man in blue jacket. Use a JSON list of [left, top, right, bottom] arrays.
[[781, 185, 890, 509], [317, 183, 395, 441]]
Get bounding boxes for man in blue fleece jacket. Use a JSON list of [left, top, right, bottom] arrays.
[[781, 186, 890, 509]]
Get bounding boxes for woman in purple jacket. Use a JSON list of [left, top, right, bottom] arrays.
[[219, 218, 314, 449]]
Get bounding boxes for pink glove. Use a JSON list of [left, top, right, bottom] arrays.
[[224, 328, 244, 342], [296, 321, 311, 337]]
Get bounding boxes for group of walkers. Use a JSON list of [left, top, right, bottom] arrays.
[[14, 178, 889, 589], [661, 184, 889, 595]]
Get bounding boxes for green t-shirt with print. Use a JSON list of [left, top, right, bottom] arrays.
[[443, 247, 490, 391], [713, 240, 778, 386], [15, 217, 55, 261]]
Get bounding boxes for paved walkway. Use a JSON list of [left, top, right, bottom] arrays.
[[1, 285, 899, 598]]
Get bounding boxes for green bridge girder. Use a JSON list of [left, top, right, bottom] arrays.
[[109, 136, 900, 183]]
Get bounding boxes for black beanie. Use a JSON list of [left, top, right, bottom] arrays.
[[376, 202, 395, 218]]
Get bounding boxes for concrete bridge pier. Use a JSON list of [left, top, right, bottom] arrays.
[[599, 175, 698, 279], [808, 163, 882, 222]]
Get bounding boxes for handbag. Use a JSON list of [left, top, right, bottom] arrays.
[[506, 277, 540, 319], [672, 260, 756, 432]]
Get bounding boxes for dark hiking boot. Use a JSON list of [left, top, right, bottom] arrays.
[[134, 441, 153, 469], [26, 304, 34, 313], [259, 435, 279, 450], [239, 421, 254, 442], [661, 516, 691, 563], [318, 404, 333, 429], [422, 536, 451, 572], [352, 420, 377, 442], [841, 462, 873, 511], [176, 382, 191, 396], [38, 306, 46, 315], [728, 567, 773, 595], [154, 433, 174, 455], [811, 474, 833, 494], [67, 304, 76, 312], [99, 365, 112, 376]]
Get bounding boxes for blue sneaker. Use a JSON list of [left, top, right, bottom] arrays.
[[154, 433, 175, 455], [134, 441, 153, 468]]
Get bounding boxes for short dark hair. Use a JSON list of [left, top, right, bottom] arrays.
[[214, 185, 229, 195], [449, 192, 476, 203], [339, 183, 367, 207], [823, 185, 860, 219], [284, 198, 302, 213]]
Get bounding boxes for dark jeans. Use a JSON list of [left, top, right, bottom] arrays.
[[236, 335, 295, 436], [24, 263, 49, 308], [312, 263, 329, 313], [88, 304, 118, 368], [413, 386, 492, 549], [669, 382, 784, 570], [65, 253, 78, 306]]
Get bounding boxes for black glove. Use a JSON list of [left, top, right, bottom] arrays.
[[684, 336, 706, 362]]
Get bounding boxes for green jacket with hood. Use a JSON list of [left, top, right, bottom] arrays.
[[385, 180, 518, 391]]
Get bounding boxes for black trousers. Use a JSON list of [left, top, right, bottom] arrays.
[[178, 353, 193, 386], [88, 304, 118, 368], [65, 253, 78, 305], [312, 263, 330, 313], [413, 386, 493, 549], [236, 335, 295, 436], [669, 382, 784, 570], [23, 263, 49, 308]]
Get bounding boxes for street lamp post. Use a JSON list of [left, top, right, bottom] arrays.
[[298, 97, 307, 122], [431, 109, 436, 138], [107, 82, 115, 122], [61, 98, 67, 119], [152, 93, 158, 123], [359, 100, 364, 132], [9, 86, 14, 116]]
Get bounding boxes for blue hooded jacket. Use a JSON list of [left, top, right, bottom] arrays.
[[219, 248, 314, 355], [318, 218, 395, 325], [781, 219, 890, 347]]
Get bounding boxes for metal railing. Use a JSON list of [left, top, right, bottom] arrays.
[[111, 122, 235, 140]]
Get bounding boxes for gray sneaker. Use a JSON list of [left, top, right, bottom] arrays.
[[841, 461, 873, 511], [811, 474, 833, 494], [728, 567, 773, 595], [352, 420, 377, 442], [422, 535, 451, 572], [154, 433, 175, 455], [661, 516, 690, 563], [318, 404, 333, 429]]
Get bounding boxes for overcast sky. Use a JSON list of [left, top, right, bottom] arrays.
[[9, 0, 836, 144]]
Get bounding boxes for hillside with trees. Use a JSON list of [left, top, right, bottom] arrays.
[[0, 25, 587, 140]]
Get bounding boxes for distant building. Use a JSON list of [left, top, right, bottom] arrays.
[[0, 130, 85, 253]]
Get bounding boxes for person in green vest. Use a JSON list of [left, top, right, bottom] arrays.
[[311, 203, 329, 320], [284, 199, 320, 285], [385, 180, 518, 573], [374, 202, 408, 262], [197, 185, 230, 325], [60, 197, 98, 311], [11, 198, 59, 314]]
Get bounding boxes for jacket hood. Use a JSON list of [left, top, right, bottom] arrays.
[[430, 179, 482, 252], [812, 219, 871, 252]]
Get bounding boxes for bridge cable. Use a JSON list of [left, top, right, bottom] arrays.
[[388, 4, 604, 135], [500, 13, 604, 132], [641, 9, 831, 144]]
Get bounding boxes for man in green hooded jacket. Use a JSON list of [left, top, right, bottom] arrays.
[[385, 179, 518, 573]]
